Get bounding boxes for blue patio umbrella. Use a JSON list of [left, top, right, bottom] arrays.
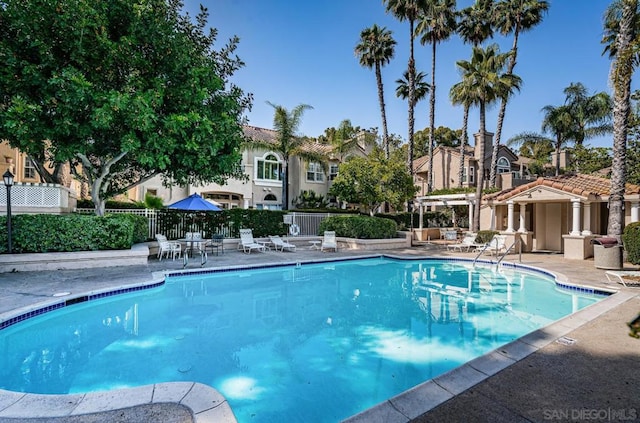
[[167, 193, 222, 211]]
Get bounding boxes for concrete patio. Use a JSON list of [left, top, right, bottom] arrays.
[[0, 243, 638, 422]]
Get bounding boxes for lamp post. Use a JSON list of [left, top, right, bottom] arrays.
[[3, 170, 13, 254]]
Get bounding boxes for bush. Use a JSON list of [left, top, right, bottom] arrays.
[[0, 214, 141, 253], [623, 222, 640, 264], [476, 230, 499, 244], [319, 215, 397, 239], [375, 211, 450, 230]]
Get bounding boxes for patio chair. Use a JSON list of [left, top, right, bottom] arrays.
[[155, 234, 182, 261], [206, 234, 224, 256], [238, 229, 266, 254], [484, 235, 508, 256], [447, 232, 482, 252], [321, 231, 338, 252], [184, 232, 205, 256], [269, 235, 296, 252]]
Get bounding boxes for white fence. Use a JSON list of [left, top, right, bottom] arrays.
[[0, 182, 75, 211], [75, 209, 345, 240]]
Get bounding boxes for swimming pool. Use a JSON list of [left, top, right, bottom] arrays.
[[0, 257, 606, 422]]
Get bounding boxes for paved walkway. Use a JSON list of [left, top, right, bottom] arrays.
[[0, 244, 638, 422]]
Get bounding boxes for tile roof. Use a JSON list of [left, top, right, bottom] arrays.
[[488, 173, 640, 202], [242, 125, 340, 158]]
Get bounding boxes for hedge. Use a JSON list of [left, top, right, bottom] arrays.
[[623, 222, 640, 265], [319, 215, 397, 239]]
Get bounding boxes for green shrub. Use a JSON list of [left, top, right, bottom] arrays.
[[0, 214, 140, 253], [319, 215, 397, 239], [623, 222, 640, 264], [375, 211, 450, 230], [106, 213, 149, 242], [476, 230, 499, 244]]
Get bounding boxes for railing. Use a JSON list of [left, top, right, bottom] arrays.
[[285, 212, 338, 237], [76, 208, 160, 240]]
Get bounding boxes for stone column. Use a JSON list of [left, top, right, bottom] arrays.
[[418, 201, 424, 229], [570, 198, 581, 236], [518, 202, 527, 233], [506, 200, 515, 233], [581, 202, 592, 236], [631, 201, 640, 223], [468, 200, 474, 229]]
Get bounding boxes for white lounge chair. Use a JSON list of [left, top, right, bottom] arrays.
[[484, 235, 507, 256], [447, 232, 482, 252], [155, 234, 182, 261], [604, 270, 640, 287], [269, 235, 296, 252], [239, 229, 266, 254], [321, 231, 338, 252]]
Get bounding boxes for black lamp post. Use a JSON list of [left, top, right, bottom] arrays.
[[3, 170, 13, 254]]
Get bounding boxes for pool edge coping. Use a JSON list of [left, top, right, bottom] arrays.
[[0, 254, 626, 422]]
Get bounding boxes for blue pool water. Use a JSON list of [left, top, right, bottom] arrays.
[[0, 257, 605, 422]]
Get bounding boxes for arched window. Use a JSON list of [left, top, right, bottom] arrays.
[[255, 153, 283, 181], [497, 157, 510, 174], [264, 193, 277, 201]]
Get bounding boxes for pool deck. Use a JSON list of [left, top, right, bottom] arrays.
[[0, 243, 638, 422]]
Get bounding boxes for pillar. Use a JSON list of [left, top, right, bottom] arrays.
[[581, 202, 592, 236], [518, 202, 527, 232], [419, 201, 424, 229], [570, 199, 581, 236], [490, 205, 496, 231], [631, 201, 640, 223], [468, 200, 474, 229], [506, 200, 515, 233]]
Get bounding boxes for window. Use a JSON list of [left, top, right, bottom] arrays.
[[497, 157, 510, 174], [329, 164, 339, 181], [306, 162, 324, 182], [256, 153, 282, 181], [462, 166, 475, 184], [146, 188, 158, 197], [24, 157, 36, 179], [264, 193, 277, 201]]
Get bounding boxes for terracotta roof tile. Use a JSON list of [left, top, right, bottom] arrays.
[[491, 173, 640, 202]]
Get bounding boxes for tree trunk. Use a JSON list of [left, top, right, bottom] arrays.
[[490, 27, 520, 187], [375, 63, 390, 159], [282, 158, 289, 211], [406, 20, 415, 212], [457, 104, 470, 188], [607, 0, 636, 238], [427, 39, 437, 193], [473, 102, 487, 233]]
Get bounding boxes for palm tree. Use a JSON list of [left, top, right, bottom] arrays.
[[416, 0, 457, 193], [603, 0, 639, 237], [251, 102, 325, 210], [384, 0, 426, 184], [395, 69, 430, 106], [562, 82, 613, 145], [355, 24, 397, 159], [456, 0, 495, 191], [455, 44, 521, 232], [450, 77, 474, 188], [489, 0, 549, 187]]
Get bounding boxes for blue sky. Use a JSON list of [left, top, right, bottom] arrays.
[[184, 0, 619, 149]]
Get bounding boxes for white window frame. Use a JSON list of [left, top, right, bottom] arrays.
[[497, 157, 510, 174], [24, 156, 36, 179], [254, 152, 283, 183], [462, 166, 475, 184], [306, 162, 324, 183], [329, 164, 339, 181]]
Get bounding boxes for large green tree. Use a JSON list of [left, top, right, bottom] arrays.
[[489, 0, 549, 187], [329, 151, 417, 215], [0, 0, 251, 215], [416, 0, 457, 193], [456, 44, 521, 232], [355, 24, 396, 159]]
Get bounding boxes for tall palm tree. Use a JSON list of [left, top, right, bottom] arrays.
[[455, 44, 521, 232], [603, 0, 639, 237], [456, 0, 494, 191], [562, 82, 613, 145], [450, 77, 474, 187], [384, 0, 426, 184], [489, 0, 549, 187], [355, 24, 397, 159], [252, 102, 324, 210], [395, 69, 430, 106], [416, 0, 457, 193]]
